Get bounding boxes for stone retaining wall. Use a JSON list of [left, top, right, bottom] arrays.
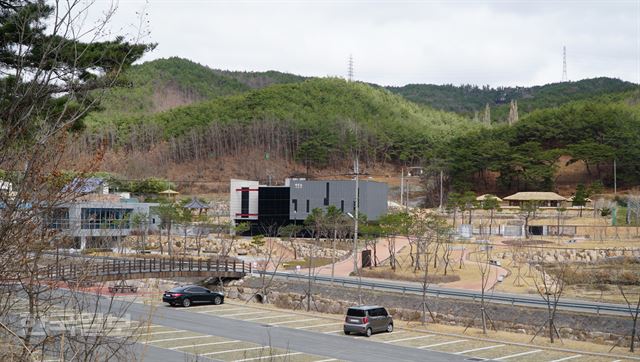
[[223, 277, 634, 347]]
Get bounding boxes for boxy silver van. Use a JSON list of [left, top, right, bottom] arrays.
[[343, 306, 393, 337]]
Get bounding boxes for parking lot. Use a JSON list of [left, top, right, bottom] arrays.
[[155, 300, 635, 362], [133, 324, 336, 361]]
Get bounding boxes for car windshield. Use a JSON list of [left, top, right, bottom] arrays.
[[169, 287, 187, 293], [347, 308, 366, 317]]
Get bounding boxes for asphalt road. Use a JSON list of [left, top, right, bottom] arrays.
[[267, 271, 631, 316], [99, 296, 470, 362]]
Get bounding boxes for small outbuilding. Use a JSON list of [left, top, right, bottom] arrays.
[[184, 197, 209, 215], [503, 192, 566, 207], [159, 189, 179, 200]]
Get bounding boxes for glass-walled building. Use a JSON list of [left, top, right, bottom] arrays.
[[46, 201, 158, 249]]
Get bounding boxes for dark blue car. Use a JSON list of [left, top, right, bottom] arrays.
[[163, 285, 224, 307]]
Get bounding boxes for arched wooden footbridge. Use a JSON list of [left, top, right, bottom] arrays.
[[42, 257, 249, 285]]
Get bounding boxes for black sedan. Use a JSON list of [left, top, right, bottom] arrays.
[[162, 285, 224, 307]]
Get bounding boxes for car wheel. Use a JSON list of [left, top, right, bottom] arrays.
[[182, 298, 191, 307], [344, 330, 350, 335], [386, 323, 393, 333], [365, 328, 372, 337], [213, 296, 222, 305], [169, 302, 175, 307]]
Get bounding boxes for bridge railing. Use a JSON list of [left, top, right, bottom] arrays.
[[43, 257, 249, 281]]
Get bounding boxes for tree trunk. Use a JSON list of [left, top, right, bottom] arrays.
[[631, 316, 638, 352]]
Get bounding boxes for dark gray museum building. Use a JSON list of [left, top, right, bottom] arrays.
[[230, 179, 388, 234]]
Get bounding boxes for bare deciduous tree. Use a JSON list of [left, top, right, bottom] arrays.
[[0, 1, 152, 359]]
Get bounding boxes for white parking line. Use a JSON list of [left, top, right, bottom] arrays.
[[197, 307, 246, 313], [323, 330, 343, 334], [233, 352, 303, 362], [549, 355, 582, 362], [201, 346, 265, 356], [455, 344, 505, 354], [243, 314, 294, 321], [268, 318, 319, 325], [313, 359, 337, 362], [169, 340, 240, 350], [216, 311, 266, 317], [142, 335, 204, 344], [296, 322, 342, 329], [386, 335, 434, 343], [137, 330, 182, 336], [494, 349, 542, 360], [418, 340, 466, 349]]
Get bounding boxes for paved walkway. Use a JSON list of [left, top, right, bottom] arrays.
[[295, 237, 507, 292], [304, 236, 411, 276]]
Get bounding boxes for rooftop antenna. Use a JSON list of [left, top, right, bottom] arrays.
[[562, 46, 568, 82], [348, 54, 354, 82]]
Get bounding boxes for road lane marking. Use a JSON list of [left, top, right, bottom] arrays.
[[243, 314, 294, 321], [169, 340, 240, 350], [455, 344, 505, 354], [386, 335, 434, 343], [494, 349, 542, 360], [201, 346, 265, 356], [268, 318, 319, 325], [296, 322, 343, 329], [418, 340, 466, 349], [323, 330, 343, 334], [233, 352, 303, 362], [143, 335, 204, 344], [549, 355, 582, 362], [313, 359, 337, 362]]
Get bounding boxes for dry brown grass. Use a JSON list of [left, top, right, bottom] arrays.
[[358, 267, 460, 283]]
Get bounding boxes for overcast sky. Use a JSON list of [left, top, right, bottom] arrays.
[[96, 0, 639, 87]]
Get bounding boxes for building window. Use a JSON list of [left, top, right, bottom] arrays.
[[81, 208, 133, 229], [306, 199, 310, 213], [292, 199, 298, 213], [324, 182, 330, 206], [45, 208, 69, 229], [240, 187, 249, 217], [340, 200, 344, 212]]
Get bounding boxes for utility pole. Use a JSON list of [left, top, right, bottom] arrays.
[[439, 169, 444, 210], [353, 157, 359, 274], [400, 168, 404, 208], [405, 180, 410, 213], [348, 54, 354, 82], [614, 159, 617, 195]]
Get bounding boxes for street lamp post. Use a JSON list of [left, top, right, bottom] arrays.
[[402, 166, 425, 212], [349, 158, 360, 275]]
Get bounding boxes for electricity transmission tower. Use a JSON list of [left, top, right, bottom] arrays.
[[348, 54, 354, 82], [562, 46, 568, 82]]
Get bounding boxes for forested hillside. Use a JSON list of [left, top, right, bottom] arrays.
[[83, 78, 475, 167], [212, 69, 307, 89], [79, 57, 639, 194], [387, 78, 637, 121], [85, 57, 308, 125], [435, 90, 640, 195]]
